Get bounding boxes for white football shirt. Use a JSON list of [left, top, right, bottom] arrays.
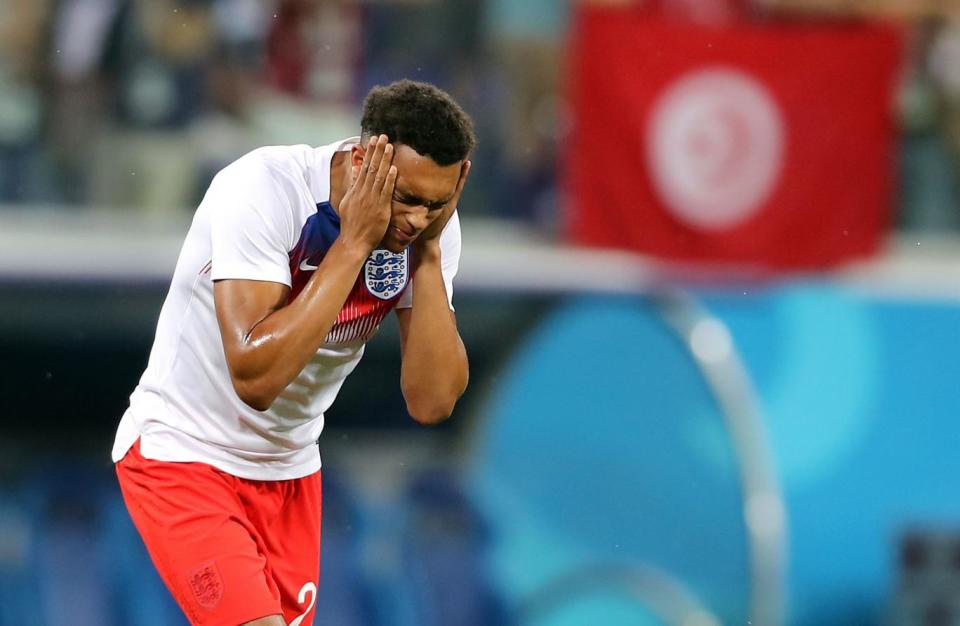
[[112, 138, 462, 480]]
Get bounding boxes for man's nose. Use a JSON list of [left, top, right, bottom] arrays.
[[406, 208, 430, 231]]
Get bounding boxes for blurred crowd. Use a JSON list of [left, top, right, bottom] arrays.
[[0, 0, 958, 230]]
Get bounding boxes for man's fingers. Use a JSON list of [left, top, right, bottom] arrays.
[[355, 135, 377, 187], [372, 143, 394, 192], [365, 135, 389, 190], [380, 165, 398, 202]]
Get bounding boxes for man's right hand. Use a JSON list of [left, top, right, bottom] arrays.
[[337, 134, 396, 254]]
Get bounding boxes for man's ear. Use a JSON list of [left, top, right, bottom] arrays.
[[351, 144, 366, 167], [350, 144, 366, 179]]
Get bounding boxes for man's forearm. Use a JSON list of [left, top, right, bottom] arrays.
[[220, 238, 369, 410], [399, 244, 469, 424]]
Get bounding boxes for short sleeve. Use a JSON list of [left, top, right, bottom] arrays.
[[397, 210, 462, 310], [208, 163, 295, 286]]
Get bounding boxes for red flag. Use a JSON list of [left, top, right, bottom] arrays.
[[566, 9, 903, 269]]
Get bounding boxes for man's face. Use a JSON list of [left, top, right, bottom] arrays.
[[356, 143, 462, 253]]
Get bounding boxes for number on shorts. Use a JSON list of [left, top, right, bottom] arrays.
[[289, 582, 317, 626]]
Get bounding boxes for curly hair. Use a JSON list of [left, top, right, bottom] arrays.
[[360, 80, 476, 166]]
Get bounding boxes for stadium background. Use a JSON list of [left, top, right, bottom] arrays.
[[1, 1, 959, 625]]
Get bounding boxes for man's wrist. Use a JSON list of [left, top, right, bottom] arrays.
[[413, 239, 442, 266], [332, 236, 373, 266]]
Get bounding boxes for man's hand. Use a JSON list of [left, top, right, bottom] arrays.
[[338, 134, 397, 254], [414, 160, 471, 250]]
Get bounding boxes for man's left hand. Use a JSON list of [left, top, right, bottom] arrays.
[[415, 160, 471, 249]]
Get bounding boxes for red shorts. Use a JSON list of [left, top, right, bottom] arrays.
[[116, 439, 322, 626]]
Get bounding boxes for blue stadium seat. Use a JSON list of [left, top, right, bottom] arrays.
[[314, 472, 379, 626], [97, 486, 185, 626], [393, 470, 507, 626], [0, 489, 40, 626], [19, 462, 114, 626]]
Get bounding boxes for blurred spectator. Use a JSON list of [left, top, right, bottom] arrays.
[[0, 0, 51, 202], [187, 5, 266, 203], [87, 0, 215, 211], [266, 0, 361, 104], [482, 0, 570, 228], [47, 0, 127, 205], [896, 17, 960, 231]]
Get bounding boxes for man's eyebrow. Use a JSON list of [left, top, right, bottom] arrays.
[[393, 189, 455, 209]]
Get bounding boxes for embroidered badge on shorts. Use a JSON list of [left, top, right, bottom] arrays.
[[364, 249, 408, 300], [189, 561, 224, 609]]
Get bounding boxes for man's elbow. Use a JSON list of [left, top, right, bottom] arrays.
[[402, 368, 468, 425], [233, 378, 278, 412], [241, 395, 274, 413], [404, 388, 463, 425]]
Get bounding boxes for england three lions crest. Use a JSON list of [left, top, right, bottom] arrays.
[[364, 249, 409, 300]]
